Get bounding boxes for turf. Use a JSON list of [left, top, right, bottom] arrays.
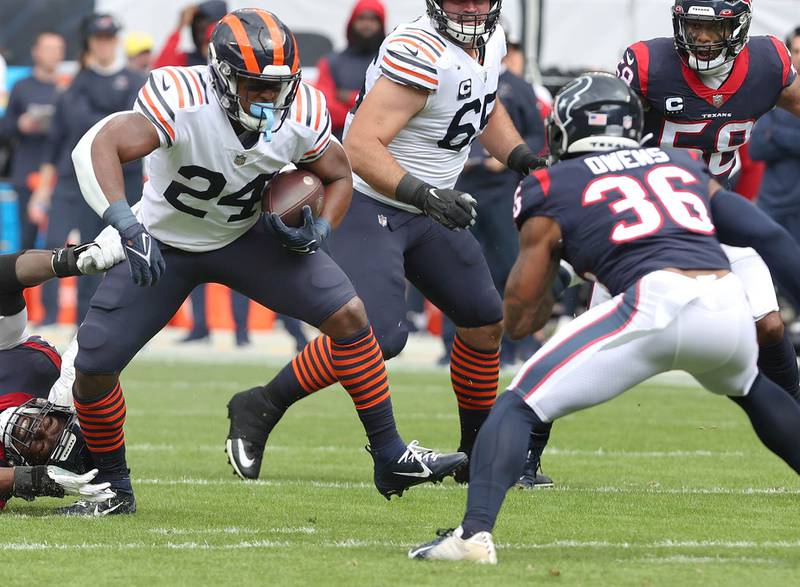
[[3, 359, 799, 586]]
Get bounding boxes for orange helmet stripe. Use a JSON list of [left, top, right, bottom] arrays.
[[289, 31, 300, 74], [221, 14, 260, 74], [255, 10, 285, 67]]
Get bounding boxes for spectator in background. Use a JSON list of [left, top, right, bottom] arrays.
[[441, 39, 546, 367], [153, 1, 227, 69], [125, 32, 154, 73], [0, 31, 65, 250], [30, 14, 144, 327], [749, 25, 800, 313], [315, 0, 386, 139]]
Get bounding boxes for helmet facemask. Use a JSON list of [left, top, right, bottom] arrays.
[[426, 0, 503, 49], [0, 399, 85, 468], [673, 10, 751, 73]]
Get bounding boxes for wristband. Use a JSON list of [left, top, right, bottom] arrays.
[[315, 218, 332, 242], [507, 144, 536, 175], [51, 246, 80, 278], [12, 465, 64, 501], [395, 173, 430, 208], [102, 199, 139, 233]]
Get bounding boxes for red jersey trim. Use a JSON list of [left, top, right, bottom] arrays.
[[767, 35, 793, 87], [533, 168, 551, 197], [0, 392, 35, 412], [680, 46, 750, 108], [631, 42, 650, 97], [21, 339, 62, 371]]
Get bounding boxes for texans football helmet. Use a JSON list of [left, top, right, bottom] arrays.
[[209, 8, 301, 138], [0, 399, 92, 473], [672, 0, 752, 72], [426, 0, 502, 49], [547, 72, 644, 161]]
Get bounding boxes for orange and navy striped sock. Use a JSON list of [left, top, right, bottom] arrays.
[[330, 326, 404, 457], [450, 334, 500, 452], [73, 382, 131, 490], [291, 336, 337, 394]]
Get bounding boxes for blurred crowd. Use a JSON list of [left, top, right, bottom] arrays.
[[1, 2, 799, 363]]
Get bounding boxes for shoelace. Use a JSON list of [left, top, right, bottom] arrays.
[[435, 528, 456, 538], [398, 440, 442, 464]]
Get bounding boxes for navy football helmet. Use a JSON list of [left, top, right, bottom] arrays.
[[426, 0, 502, 49], [547, 72, 644, 161], [0, 399, 92, 473], [208, 8, 301, 137], [672, 0, 752, 72]]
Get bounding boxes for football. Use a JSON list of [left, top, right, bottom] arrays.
[[262, 169, 325, 227]]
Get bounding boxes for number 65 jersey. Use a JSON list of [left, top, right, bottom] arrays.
[[133, 66, 332, 252], [344, 17, 505, 212], [617, 36, 796, 183], [514, 147, 730, 296]]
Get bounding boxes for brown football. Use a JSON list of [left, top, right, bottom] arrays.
[[262, 169, 325, 227]]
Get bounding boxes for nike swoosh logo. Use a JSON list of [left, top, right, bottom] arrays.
[[236, 440, 256, 468], [96, 501, 124, 516], [394, 460, 433, 478], [162, 77, 170, 92], [405, 45, 419, 57]]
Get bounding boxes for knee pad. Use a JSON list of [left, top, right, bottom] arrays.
[[376, 327, 409, 360], [0, 252, 26, 316]]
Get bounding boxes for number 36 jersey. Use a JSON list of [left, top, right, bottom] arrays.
[[133, 65, 332, 252], [616, 36, 796, 183], [344, 17, 506, 212], [514, 147, 730, 296]]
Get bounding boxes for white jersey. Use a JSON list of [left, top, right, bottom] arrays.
[[133, 66, 332, 252], [344, 17, 506, 212]]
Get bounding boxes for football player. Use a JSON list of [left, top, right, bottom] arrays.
[[67, 8, 466, 516], [516, 0, 800, 488], [409, 73, 800, 564], [0, 241, 123, 510], [226, 0, 549, 490]]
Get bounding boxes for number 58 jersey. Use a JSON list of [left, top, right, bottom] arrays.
[[133, 65, 332, 252], [344, 17, 506, 212], [514, 147, 730, 296]]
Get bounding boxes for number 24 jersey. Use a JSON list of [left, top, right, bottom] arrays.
[[514, 147, 730, 296], [133, 65, 332, 252]]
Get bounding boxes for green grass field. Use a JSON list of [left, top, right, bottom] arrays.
[[3, 359, 799, 586]]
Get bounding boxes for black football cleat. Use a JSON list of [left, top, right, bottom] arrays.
[[453, 444, 472, 484], [369, 440, 468, 500], [515, 448, 554, 489], [56, 491, 136, 516], [226, 388, 279, 480]]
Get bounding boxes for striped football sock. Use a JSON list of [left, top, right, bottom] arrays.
[[450, 334, 500, 453]]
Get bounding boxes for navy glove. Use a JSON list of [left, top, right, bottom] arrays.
[[507, 144, 549, 175], [119, 223, 166, 286], [395, 174, 477, 230], [268, 206, 331, 254]]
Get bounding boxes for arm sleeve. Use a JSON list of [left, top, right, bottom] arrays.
[[379, 31, 442, 93], [313, 57, 351, 132], [711, 188, 800, 307], [153, 29, 188, 69], [48, 337, 77, 407]]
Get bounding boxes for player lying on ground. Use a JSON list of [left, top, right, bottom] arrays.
[[67, 8, 466, 516], [409, 73, 800, 564], [0, 237, 123, 510], [226, 0, 552, 494], [518, 0, 800, 486]]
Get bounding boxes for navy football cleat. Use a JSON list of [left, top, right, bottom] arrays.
[[225, 388, 281, 480], [56, 490, 136, 516], [369, 440, 467, 500], [515, 448, 554, 489]]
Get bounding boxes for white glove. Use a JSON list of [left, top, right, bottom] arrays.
[[46, 466, 116, 502], [76, 225, 125, 274]]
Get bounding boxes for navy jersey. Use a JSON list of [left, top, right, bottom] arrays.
[[514, 147, 730, 295], [617, 36, 796, 182]]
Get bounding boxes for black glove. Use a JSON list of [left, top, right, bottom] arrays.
[[267, 206, 332, 255], [51, 243, 98, 277], [507, 144, 549, 175], [12, 466, 65, 501], [119, 223, 166, 286], [395, 174, 477, 230]]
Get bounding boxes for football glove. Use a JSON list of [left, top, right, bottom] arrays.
[[395, 174, 477, 230], [267, 206, 331, 255], [119, 223, 166, 286], [76, 226, 126, 275], [507, 144, 549, 176], [12, 466, 113, 502], [51, 243, 100, 277]]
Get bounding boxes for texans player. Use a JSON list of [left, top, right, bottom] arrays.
[[0, 242, 123, 511], [227, 0, 548, 489], [615, 0, 800, 395], [67, 8, 466, 515], [409, 73, 800, 564]]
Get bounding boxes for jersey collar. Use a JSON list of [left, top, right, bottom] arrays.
[[680, 46, 750, 108]]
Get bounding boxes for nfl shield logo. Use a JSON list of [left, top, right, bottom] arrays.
[[234, 154, 247, 165], [712, 94, 724, 108], [378, 214, 388, 227]]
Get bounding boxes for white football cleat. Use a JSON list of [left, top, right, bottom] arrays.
[[408, 526, 497, 564]]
